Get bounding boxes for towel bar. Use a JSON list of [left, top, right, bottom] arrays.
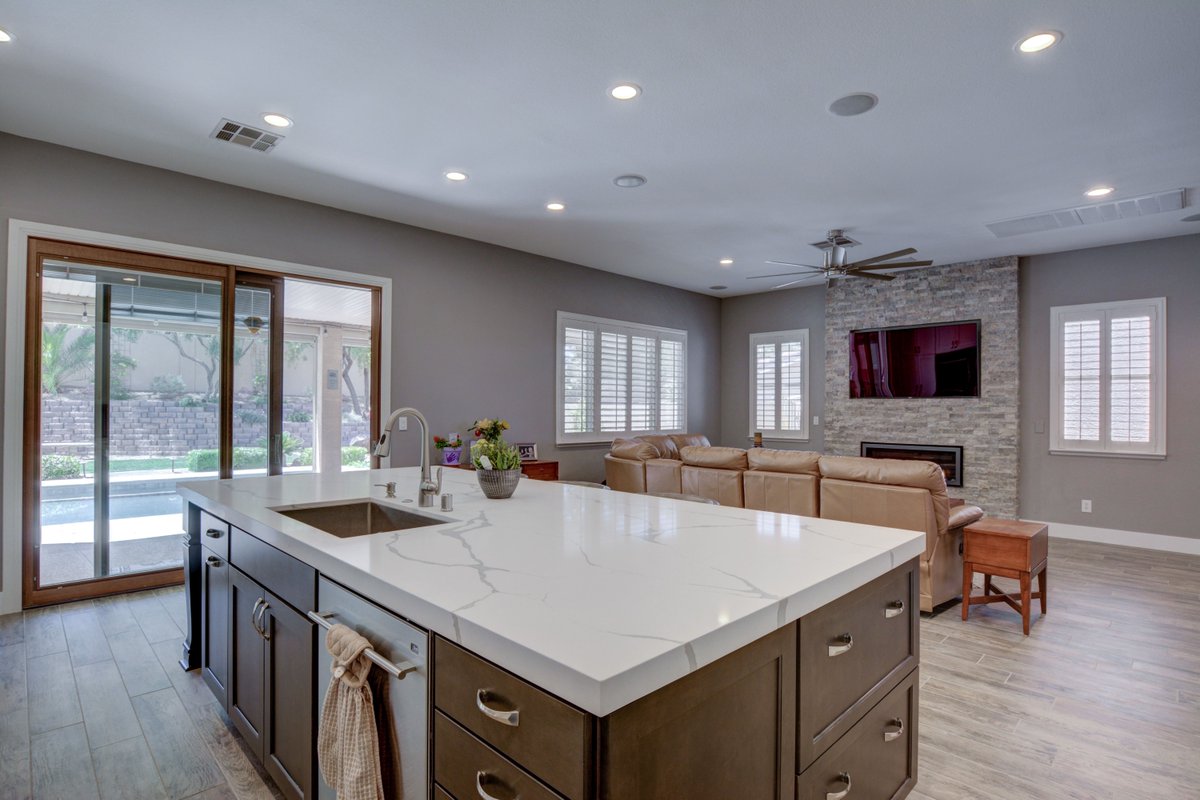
[[307, 610, 420, 679]]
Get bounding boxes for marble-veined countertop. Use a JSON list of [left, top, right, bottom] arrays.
[[178, 466, 923, 716]]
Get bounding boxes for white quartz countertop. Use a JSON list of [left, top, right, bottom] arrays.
[[178, 467, 924, 716]]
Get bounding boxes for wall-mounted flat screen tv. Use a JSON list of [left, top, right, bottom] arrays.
[[849, 320, 980, 398]]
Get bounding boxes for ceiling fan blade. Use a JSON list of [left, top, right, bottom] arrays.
[[765, 259, 824, 269], [849, 248, 917, 268], [849, 271, 896, 281], [852, 260, 934, 271], [771, 279, 808, 290], [748, 268, 824, 280]]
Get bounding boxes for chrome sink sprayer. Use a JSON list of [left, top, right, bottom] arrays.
[[374, 407, 442, 507]]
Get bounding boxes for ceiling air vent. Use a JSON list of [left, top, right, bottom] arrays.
[[210, 119, 283, 153], [986, 189, 1185, 238]]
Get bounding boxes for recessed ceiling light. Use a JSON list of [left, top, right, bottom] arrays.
[[709, 285, 727, 291], [1017, 31, 1061, 53], [613, 174, 646, 188], [546, 202, 566, 212], [719, 258, 734, 266], [828, 93, 878, 117], [1085, 186, 1115, 197], [444, 171, 468, 182], [0, 28, 12, 43], [610, 83, 641, 101], [262, 113, 292, 128]]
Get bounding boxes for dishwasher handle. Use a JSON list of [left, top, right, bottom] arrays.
[[307, 611, 420, 679]]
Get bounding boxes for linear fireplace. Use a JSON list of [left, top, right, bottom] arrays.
[[860, 442, 964, 487]]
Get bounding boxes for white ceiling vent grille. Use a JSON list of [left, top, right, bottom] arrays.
[[986, 189, 1185, 238], [210, 119, 283, 153]]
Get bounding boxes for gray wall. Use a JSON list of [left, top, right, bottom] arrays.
[[824, 257, 1020, 517], [0, 133, 722, 591], [1019, 234, 1200, 539], [719, 285, 826, 451]]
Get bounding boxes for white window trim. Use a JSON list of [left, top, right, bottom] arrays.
[[556, 311, 687, 444], [749, 328, 810, 441], [1049, 297, 1166, 458]]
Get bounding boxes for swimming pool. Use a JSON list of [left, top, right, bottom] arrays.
[[40, 492, 184, 525]]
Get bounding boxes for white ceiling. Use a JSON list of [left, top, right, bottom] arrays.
[[1, 1, 1198, 296]]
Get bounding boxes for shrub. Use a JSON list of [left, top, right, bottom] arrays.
[[42, 454, 83, 480], [186, 448, 268, 472], [179, 394, 205, 408], [341, 446, 369, 467], [150, 374, 187, 397], [238, 410, 266, 425], [293, 448, 314, 467], [186, 449, 219, 472], [286, 409, 312, 423]]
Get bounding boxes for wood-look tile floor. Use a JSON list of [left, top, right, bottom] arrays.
[[0, 538, 1196, 799]]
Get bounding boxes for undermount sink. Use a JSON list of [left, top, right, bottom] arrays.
[[273, 500, 446, 537]]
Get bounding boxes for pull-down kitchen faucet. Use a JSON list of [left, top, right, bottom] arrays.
[[374, 407, 441, 507]]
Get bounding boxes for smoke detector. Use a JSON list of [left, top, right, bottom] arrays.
[[211, 119, 283, 153]]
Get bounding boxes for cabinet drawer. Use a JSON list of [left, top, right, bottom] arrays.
[[796, 670, 918, 800], [230, 527, 315, 614], [435, 639, 589, 799], [798, 558, 918, 769], [434, 785, 455, 800], [434, 712, 562, 800], [199, 511, 230, 560]]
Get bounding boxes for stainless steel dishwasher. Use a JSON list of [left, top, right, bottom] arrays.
[[315, 576, 429, 799]]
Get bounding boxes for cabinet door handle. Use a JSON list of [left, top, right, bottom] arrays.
[[206, 556, 222, 568], [204, 528, 224, 539], [255, 601, 271, 640], [251, 598, 264, 634], [828, 633, 854, 657], [827, 772, 852, 800], [476, 689, 520, 727], [475, 771, 507, 800], [884, 600, 905, 618], [883, 717, 905, 742]]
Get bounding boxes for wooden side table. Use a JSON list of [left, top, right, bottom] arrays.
[[961, 518, 1048, 635], [441, 460, 560, 481]]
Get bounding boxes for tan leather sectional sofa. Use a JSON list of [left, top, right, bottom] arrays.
[[604, 438, 983, 612]]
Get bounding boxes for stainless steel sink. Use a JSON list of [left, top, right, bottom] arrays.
[[273, 501, 445, 537]]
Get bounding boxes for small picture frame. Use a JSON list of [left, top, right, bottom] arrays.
[[516, 443, 538, 462]]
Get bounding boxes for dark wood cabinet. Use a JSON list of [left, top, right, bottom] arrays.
[[199, 548, 230, 704], [229, 565, 266, 758], [262, 593, 316, 800]]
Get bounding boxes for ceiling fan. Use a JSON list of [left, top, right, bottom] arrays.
[[749, 229, 933, 289]]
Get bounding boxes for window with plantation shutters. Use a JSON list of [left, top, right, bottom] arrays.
[[556, 312, 687, 443], [1050, 298, 1165, 457], [749, 329, 809, 441]]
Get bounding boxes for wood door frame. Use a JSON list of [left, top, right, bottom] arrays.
[[22, 238, 233, 607]]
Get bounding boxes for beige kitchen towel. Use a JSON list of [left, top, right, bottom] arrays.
[[318, 623, 385, 800]]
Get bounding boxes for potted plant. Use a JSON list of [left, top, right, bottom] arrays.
[[470, 423, 521, 499], [470, 417, 510, 443], [434, 434, 463, 465]]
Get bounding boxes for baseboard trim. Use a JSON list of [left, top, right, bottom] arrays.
[[1025, 520, 1200, 556]]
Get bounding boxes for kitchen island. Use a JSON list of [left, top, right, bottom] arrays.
[[179, 466, 924, 800]]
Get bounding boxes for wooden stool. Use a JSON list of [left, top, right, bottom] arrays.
[[961, 519, 1048, 635]]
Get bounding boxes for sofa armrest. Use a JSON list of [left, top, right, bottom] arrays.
[[948, 504, 984, 530]]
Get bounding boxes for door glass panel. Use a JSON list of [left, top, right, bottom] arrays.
[[232, 286, 273, 476], [38, 261, 222, 586], [282, 279, 374, 472]]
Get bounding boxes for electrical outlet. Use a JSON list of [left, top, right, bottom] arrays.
[[397, 417, 408, 431], [1034, 420, 1046, 434], [1081, 499, 1092, 513]]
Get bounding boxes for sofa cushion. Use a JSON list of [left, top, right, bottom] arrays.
[[679, 445, 748, 470], [818, 455, 947, 495], [635, 434, 680, 460], [610, 438, 659, 462], [669, 433, 711, 451], [747, 448, 820, 476]]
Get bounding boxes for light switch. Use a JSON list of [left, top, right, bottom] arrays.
[[326, 369, 339, 390], [1033, 420, 1046, 434], [812, 416, 820, 426], [397, 417, 408, 431]]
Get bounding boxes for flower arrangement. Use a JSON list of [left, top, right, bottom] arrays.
[[433, 434, 462, 451], [470, 417, 510, 442], [470, 437, 521, 471]]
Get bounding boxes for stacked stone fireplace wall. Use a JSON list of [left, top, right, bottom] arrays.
[[824, 256, 1019, 518]]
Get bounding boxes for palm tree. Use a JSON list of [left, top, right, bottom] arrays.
[[42, 324, 95, 393]]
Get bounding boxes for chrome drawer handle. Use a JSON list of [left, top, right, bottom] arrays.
[[205, 528, 224, 538], [205, 556, 222, 567], [827, 772, 852, 800], [253, 599, 270, 640], [476, 689, 520, 727], [828, 633, 854, 657], [884, 600, 905, 619], [476, 771, 506, 800], [883, 717, 904, 742]]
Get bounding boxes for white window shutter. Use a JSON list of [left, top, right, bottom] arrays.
[[749, 329, 809, 441]]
